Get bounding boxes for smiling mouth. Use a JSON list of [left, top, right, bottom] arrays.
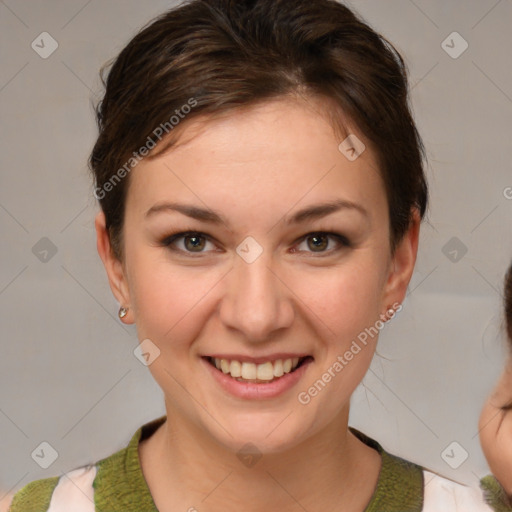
[[205, 356, 313, 383]]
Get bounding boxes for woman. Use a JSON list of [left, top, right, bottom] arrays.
[[480, 262, 512, 511], [7, 0, 508, 510]]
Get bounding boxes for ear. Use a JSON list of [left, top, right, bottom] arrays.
[[381, 209, 421, 309], [95, 211, 134, 324]]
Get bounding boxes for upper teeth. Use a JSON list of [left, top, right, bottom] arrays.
[[212, 357, 301, 381]]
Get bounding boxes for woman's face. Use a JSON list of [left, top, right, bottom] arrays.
[[97, 97, 418, 453]]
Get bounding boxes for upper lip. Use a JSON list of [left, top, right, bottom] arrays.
[[203, 353, 312, 364]]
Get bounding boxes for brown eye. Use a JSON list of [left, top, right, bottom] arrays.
[[184, 234, 206, 252], [295, 232, 350, 254], [161, 231, 216, 253], [307, 235, 329, 252]]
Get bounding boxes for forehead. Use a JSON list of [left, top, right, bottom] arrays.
[[126, 98, 386, 221]]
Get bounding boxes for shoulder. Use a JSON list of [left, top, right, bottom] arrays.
[[8, 465, 96, 512], [8, 417, 164, 512], [479, 474, 512, 512], [350, 428, 496, 511], [422, 471, 494, 512], [8, 476, 59, 512]]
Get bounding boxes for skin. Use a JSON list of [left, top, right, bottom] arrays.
[[95, 97, 420, 511], [0, 494, 13, 512], [479, 355, 512, 497]]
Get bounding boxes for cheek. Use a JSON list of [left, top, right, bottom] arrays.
[[291, 262, 386, 414], [290, 259, 387, 342], [126, 249, 225, 348]]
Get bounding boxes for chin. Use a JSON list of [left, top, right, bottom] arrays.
[[198, 405, 322, 458]]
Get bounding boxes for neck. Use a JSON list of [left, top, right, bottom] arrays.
[[139, 403, 381, 512]]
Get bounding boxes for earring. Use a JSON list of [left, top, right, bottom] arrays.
[[384, 307, 396, 321], [118, 306, 129, 319]]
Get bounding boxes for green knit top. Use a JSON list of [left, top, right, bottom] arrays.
[[9, 416, 511, 511]]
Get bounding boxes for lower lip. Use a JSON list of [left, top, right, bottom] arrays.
[[202, 358, 312, 400]]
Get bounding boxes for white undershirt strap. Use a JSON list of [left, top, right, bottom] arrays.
[[47, 465, 97, 512]]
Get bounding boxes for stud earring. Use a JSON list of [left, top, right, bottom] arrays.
[[118, 306, 129, 319], [384, 307, 396, 321]]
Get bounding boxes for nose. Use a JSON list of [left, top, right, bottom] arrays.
[[219, 249, 295, 343]]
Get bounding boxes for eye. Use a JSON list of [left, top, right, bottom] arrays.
[[294, 232, 350, 254], [161, 231, 217, 253]]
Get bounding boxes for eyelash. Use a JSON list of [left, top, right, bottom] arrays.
[[160, 230, 351, 256]]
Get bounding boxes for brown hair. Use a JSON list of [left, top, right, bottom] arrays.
[[500, 261, 512, 412], [505, 261, 512, 347], [89, 0, 428, 260]]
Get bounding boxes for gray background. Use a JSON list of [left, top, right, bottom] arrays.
[[1, 0, 511, 502]]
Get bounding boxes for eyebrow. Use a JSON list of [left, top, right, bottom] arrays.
[[145, 202, 223, 223], [144, 199, 368, 226], [285, 199, 368, 224]]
